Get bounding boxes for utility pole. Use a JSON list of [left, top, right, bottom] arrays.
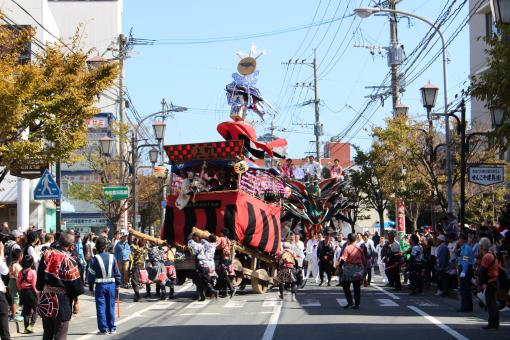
[[283, 49, 322, 161], [313, 48, 321, 163], [388, 0, 401, 112], [118, 33, 127, 170], [118, 33, 128, 230], [160, 98, 168, 236]]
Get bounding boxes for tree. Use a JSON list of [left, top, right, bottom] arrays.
[[137, 175, 164, 234], [371, 116, 438, 230], [341, 168, 370, 234], [352, 147, 390, 235], [67, 149, 130, 229], [470, 24, 510, 149], [0, 19, 119, 183]]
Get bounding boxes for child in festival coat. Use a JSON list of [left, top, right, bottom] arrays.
[[16, 255, 38, 334]]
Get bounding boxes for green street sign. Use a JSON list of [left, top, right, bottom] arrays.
[[103, 186, 129, 200]]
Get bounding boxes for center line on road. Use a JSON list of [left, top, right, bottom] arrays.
[[408, 305, 469, 340], [261, 299, 282, 340], [371, 284, 401, 300]]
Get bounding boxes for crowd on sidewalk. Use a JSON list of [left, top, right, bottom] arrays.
[[291, 216, 510, 330], [1, 216, 509, 339]]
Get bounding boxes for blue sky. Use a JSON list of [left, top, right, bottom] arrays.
[[123, 0, 471, 159]]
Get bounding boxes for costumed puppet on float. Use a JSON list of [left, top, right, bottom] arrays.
[[217, 44, 288, 160]]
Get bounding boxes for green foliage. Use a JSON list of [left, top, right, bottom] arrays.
[[352, 147, 389, 235]]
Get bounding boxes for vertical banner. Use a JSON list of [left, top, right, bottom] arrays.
[[396, 198, 405, 241]]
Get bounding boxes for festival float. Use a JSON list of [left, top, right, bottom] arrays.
[[160, 46, 288, 293]]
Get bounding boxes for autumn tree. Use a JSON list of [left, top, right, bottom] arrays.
[[339, 168, 370, 234], [351, 147, 390, 235], [67, 148, 131, 229], [371, 116, 440, 230], [0, 18, 118, 183]]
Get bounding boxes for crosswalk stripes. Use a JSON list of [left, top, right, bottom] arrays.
[[179, 294, 433, 312], [301, 299, 321, 307], [376, 299, 400, 307], [224, 299, 246, 308], [263, 296, 280, 308], [185, 299, 211, 309], [336, 298, 348, 307]]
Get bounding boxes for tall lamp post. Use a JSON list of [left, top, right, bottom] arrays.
[[131, 105, 186, 232], [420, 82, 439, 165], [355, 7, 455, 214], [420, 82, 439, 227]]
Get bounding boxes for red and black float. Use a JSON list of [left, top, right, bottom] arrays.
[[160, 46, 287, 293]]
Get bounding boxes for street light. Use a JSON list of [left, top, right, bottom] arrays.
[[86, 55, 108, 70], [99, 136, 114, 156], [149, 147, 159, 165], [394, 103, 409, 116], [355, 6, 455, 214], [152, 120, 166, 141], [490, 0, 510, 25], [353, 7, 378, 18], [490, 107, 506, 128], [420, 82, 439, 112]]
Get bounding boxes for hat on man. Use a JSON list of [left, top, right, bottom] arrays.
[[120, 229, 129, 237], [10, 230, 22, 238], [437, 234, 446, 242]]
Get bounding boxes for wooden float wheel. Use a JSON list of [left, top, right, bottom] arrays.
[[232, 258, 244, 286], [251, 268, 269, 294]]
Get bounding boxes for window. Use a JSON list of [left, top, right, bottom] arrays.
[[485, 12, 499, 39]]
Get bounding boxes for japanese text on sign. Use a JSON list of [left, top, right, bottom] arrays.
[[468, 166, 504, 186]]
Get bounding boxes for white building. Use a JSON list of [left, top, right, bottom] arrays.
[[0, 0, 123, 232], [468, 0, 509, 160]]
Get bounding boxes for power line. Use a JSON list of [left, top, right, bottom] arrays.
[[152, 13, 355, 45], [10, 0, 74, 52]]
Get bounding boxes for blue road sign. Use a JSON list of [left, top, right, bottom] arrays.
[[34, 169, 61, 200]]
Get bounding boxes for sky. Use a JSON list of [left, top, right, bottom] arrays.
[[123, 0, 472, 159]]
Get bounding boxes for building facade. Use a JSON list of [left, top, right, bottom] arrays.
[[0, 0, 123, 232], [469, 0, 509, 160]]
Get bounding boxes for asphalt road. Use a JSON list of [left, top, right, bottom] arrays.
[[7, 275, 510, 339]]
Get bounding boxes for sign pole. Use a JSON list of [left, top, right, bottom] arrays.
[[56, 162, 61, 232], [459, 100, 466, 230], [396, 198, 405, 241]]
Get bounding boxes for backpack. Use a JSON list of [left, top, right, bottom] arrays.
[[5, 241, 20, 267]]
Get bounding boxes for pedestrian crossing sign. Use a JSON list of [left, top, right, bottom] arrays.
[[34, 169, 61, 200]]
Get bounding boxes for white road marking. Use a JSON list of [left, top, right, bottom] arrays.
[[224, 299, 246, 308], [301, 299, 321, 307], [127, 303, 137, 309], [263, 298, 280, 308], [261, 300, 282, 340], [408, 305, 469, 340], [336, 298, 348, 307], [178, 312, 221, 316], [185, 299, 211, 309], [417, 302, 440, 307], [75, 302, 175, 340], [75, 283, 193, 340], [372, 284, 400, 300], [376, 299, 400, 307]]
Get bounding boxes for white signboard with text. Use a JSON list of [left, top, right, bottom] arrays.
[[468, 166, 505, 186]]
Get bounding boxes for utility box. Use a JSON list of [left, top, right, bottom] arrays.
[[387, 43, 404, 66]]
